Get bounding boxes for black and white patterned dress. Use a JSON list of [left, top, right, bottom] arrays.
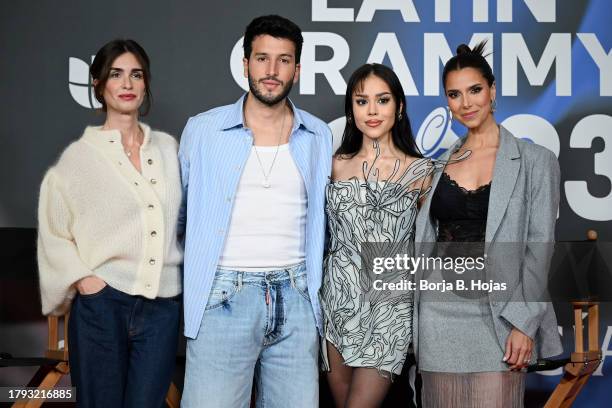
[[320, 154, 437, 376]]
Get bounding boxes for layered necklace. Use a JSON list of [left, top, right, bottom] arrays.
[[249, 107, 287, 189]]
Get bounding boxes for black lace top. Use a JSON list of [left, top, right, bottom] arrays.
[[430, 172, 491, 242]]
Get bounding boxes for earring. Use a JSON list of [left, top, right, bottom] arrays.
[[347, 115, 352, 124], [491, 99, 497, 113], [397, 112, 403, 120], [446, 106, 453, 126]]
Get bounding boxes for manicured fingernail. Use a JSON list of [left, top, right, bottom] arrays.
[[502, 357, 507, 362]]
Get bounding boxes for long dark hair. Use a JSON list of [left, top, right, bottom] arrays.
[[90, 39, 152, 115], [335, 63, 422, 158], [442, 40, 495, 89]]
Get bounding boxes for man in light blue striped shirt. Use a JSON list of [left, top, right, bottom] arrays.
[[180, 15, 332, 407]]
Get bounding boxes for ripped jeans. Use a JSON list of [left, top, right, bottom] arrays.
[[181, 263, 319, 408]]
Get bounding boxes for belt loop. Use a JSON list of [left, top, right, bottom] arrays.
[[237, 272, 243, 291], [287, 267, 295, 288]]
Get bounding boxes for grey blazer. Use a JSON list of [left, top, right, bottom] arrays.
[[413, 126, 563, 360]]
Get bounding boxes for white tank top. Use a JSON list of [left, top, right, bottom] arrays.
[[218, 144, 307, 271]]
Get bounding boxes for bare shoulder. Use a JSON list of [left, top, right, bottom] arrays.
[[331, 153, 359, 181], [332, 154, 352, 166], [403, 155, 433, 175], [404, 155, 430, 168], [398, 155, 433, 189]]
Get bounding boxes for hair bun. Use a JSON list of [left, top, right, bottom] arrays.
[[456, 44, 472, 55]]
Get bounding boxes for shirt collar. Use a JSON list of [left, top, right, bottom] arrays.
[[220, 93, 312, 133]]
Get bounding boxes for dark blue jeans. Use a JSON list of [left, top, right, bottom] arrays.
[[68, 284, 180, 408]]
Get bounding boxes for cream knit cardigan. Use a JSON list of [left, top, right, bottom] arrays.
[[37, 123, 183, 315]]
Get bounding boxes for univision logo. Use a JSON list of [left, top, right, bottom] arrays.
[[68, 56, 101, 109]]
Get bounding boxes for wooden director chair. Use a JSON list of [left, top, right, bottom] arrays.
[[8, 313, 181, 408], [542, 299, 602, 407], [536, 230, 603, 407]]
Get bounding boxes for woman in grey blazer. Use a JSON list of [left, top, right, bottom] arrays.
[[414, 42, 562, 407]]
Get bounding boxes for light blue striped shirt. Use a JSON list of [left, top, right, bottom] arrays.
[[178, 95, 332, 339]]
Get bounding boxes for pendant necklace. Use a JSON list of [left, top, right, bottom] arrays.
[[123, 127, 143, 158], [251, 106, 286, 189]]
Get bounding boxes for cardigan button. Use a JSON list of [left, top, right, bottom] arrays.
[[148, 204, 155, 210], [150, 178, 157, 184], [151, 231, 157, 237], [146, 284, 152, 289], [147, 159, 153, 165], [149, 258, 156, 265]]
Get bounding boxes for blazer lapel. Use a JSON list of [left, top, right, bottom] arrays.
[[485, 126, 521, 243]]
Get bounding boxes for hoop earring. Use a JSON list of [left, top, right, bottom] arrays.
[[447, 106, 453, 127], [491, 99, 497, 113]]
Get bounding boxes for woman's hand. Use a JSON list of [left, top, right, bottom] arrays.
[[503, 327, 534, 370], [75, 275, 107, 295]]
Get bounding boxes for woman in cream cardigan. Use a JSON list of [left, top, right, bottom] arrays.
[[37, 39, 182, 407]]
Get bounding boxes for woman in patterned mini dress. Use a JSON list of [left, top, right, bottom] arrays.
[[320, 63, 437, 407]]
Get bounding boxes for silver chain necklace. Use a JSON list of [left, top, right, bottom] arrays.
[[122, 127, 143, 158], [251, 107, 286, 189]]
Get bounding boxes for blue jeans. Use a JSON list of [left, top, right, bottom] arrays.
[[182, 263, 319, 408], [68, 285, 180, 408]]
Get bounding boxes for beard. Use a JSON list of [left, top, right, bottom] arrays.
[[248, 73, 294, 107]]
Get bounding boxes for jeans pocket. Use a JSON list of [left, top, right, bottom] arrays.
[[205, 279, 238, 310], [78, 284, 110, 299], [294, 274, 311, 303]]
